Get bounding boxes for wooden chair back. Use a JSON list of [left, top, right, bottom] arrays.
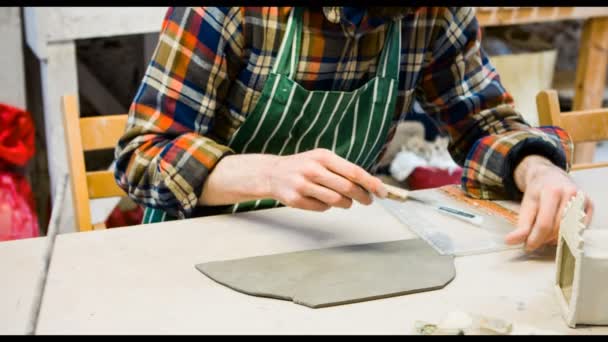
[[61, 94, 128, 231], [536, 90, 608, 170]]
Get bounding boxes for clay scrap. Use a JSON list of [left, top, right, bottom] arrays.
[[414, 311, 513, 335], [196, 239, 455, 308]]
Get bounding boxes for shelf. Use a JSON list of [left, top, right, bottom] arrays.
[[476, 7, 608, 27]]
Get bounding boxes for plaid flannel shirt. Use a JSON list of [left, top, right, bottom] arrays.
[[114, 7, 573, 219]]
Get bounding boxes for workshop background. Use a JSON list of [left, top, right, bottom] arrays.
[[1, 7, 607, 240]]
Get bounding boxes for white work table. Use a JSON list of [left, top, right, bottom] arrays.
[[7, 169, 605, 336], [0, 237, 47, 334], [32, 168, 608, 335]]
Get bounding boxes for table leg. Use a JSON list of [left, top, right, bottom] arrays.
[[572, 17, 608, 164], [39, 41, 79, 234]]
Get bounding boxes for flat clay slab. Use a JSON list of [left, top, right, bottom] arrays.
[[195, 239, 455, 308]]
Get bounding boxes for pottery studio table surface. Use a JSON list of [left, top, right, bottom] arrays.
[[0, 237, 47, 334], [26, 168, 607, 334]]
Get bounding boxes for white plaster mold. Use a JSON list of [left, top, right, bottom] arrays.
[[555, 191, 608, 328]]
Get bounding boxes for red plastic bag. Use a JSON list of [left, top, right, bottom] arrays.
[[0, 103, 35, 168], [408, 165, 463, 190], [0, 103, 39, 241], [105, 204, 143, 228], [0, 172, 39, 241]]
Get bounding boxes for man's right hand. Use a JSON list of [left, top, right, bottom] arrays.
[[199, 148, 388, 211], [263, 148, 388, 211]]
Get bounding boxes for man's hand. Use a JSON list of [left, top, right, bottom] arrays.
[[264, 149, 388, 211], [199, 148, 388, 211], [505, 155, 594, 252]]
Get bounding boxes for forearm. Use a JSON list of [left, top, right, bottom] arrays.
[[200, 148, 387, 211], [460, 125, 572, 200], [114, 129, 234, 216], [412, 9, 569, 199], [513, 154, 560, 193], [198, 154, 278, 206]]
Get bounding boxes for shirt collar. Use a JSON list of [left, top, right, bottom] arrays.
[[322, 7, 387, 35]]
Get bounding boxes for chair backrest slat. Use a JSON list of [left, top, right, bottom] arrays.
[[87, 171, 126, 198], [62, 94, 129, 231], [80, 115, 129, 151], [559, 109, 608, 143], [536, 89, 608, 170]]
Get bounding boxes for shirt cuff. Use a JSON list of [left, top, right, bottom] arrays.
[[501, 136, 567, 200], [461, 126, 573, 201], [164, 136, 234, 219]]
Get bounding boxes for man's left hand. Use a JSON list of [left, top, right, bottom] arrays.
[[505, 155, 594, 252]]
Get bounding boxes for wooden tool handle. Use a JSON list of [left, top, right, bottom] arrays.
[[383, 183, 411, 202]]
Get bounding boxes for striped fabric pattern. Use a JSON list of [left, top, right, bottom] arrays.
[[114, 7, 573, 219], [224, 9, 401, 216]]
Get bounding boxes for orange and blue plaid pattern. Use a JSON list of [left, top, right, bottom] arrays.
[[114, 7, 572, 219]]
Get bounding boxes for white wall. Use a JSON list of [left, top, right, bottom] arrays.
[[0, 7, 26, 108]]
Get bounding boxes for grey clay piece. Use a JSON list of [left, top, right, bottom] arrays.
[[196, 239, 456, 308]]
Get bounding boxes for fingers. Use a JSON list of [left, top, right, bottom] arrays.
[[583, 195, 595, 227], [536, 191, 592, 248], [274, 149, 384, 212], [525, 189, 561, 251], [311, 149, 387, 198], [505, 193, 537, 245], [550, 186, 580, 242], [305, 165, 373, 205], [284, 175, 353, 210], [303, 182, 354, 209], [281, 188, 331, 212], [293, 196, 332, 212], [509, 188, 593, 252]]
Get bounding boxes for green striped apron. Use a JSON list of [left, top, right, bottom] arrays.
[[142, 7, 402, 224]]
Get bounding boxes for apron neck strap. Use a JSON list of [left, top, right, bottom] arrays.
[[376, 18, 402, 81], [272, 7, 303, 79], [273, 7, 402, 81]]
